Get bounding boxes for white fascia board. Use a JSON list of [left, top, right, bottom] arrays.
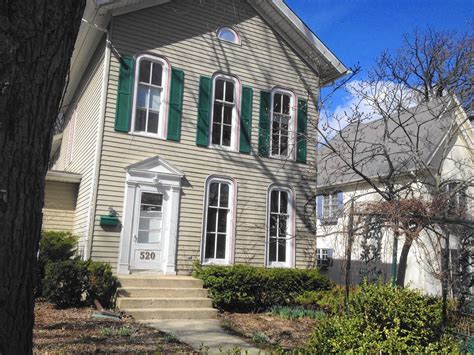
[[46, 171, 82, 184]]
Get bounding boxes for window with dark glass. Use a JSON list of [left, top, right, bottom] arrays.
[[135, 59, 164, 134], [271, 92, 291, 156], [205, 181, 230, 260], [211, 79, 235, 147], [268, 189, 289, 263]]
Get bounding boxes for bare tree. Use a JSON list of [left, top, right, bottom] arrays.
[[0, 1, 85, 353], [314, 28, 473, 306]]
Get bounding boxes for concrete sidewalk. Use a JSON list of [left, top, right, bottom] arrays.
[[146, 319, 264, 354]]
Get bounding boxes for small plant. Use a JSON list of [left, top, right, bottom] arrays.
[[296, 286, 347, 315], [251, 331, 270, 344], [100, 326, 132, 337], [271, 306, 325, 320], [86, 261, 118, 308], [164, 333, 179, 343]]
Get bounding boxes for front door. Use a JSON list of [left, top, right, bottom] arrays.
[[130, 189, 166, 271]]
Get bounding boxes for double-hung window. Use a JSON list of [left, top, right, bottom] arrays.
[[271, 89, 295, 158], [203, 177, 235, 264], [267, 186, 294, 267], [132, 55, 170, 138], [317, 192, 343, 225], [210, 75, 240, 150], [316, 248, 334, 268]]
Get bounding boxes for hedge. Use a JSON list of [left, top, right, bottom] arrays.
[[193, 263, 332, 312]]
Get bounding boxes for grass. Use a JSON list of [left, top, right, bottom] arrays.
[[270, 306, 325, 320], [100, 326, 132, 337]]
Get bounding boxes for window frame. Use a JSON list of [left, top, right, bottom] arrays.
[[209, 73, 241, 152], [319, 191, 341, 225], [266, 185, 295, 268], [130, 54, 171, 139], [216, 26, 241, 45], [269, 87, 297, 160], [201, 176, 236, 265], [316, 248, 334, 268]]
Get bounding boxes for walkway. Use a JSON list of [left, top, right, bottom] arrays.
[[147, 319, 264, 354]]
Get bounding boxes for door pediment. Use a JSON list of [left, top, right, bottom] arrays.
[[126, 155, 184, 186]]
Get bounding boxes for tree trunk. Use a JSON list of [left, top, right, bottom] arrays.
[[396, 236, 414, 287], [0, 1, 84, 353], [344, 200, 354, 315]]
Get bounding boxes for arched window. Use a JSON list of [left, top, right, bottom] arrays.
[[216, 27, 240, 45], [202, 176, 236, 265], [270, 88, 296, 159], [131, 54, 170, 138], [209, 73, 240, 150], [267, 185, 295, 267]]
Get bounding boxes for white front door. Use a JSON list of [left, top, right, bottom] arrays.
[[130, 189, 167, 270]]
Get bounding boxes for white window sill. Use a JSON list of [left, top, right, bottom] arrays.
[[208, 144, 238, 153], [267, 262, 291, 268], [128, 131, 166, 140], [202, 260, 230, 266]]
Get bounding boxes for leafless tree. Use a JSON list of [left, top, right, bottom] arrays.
[[312, 28, 473, 318], [0, 1, 85, 352]]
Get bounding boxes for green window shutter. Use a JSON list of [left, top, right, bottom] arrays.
[[296, 98, 308, 163], [167, 68, 185, 141], [196, 76, 212, 147], [114, 56, 134, 132], [258, 91, 270, 157], [239, 86, 253, 154]]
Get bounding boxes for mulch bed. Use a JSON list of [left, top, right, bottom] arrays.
[[33, 300, 194, 353], [220, 312, 316, 349]]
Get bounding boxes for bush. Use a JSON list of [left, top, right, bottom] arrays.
[[296, 286, 347, 315], [86, 261, 118, 308], [43, 259, 88, 308], [306, 281, 461, 353], [193, 264, 332, 312], [36, 231, 78, 296]]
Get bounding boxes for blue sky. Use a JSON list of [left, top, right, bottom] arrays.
[[285, 0, 473, 109]]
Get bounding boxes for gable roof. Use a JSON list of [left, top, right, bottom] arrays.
[[317, 97, 471, 188], [63, 0, 347, 113]]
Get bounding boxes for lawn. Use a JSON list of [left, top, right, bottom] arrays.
[[33, 300, 194, 353]]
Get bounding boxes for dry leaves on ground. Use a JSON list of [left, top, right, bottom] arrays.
[[34, 300, 194, 353], [220, 312, 316, 349]]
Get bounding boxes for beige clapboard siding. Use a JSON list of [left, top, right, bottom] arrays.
[[52, 40, 105, 252], [91, 0, 319, 272], [42, 180, 78, 232]]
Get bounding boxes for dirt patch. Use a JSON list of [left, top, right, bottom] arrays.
[[33, 300, 194, 353], [220, 312, 316, 349]]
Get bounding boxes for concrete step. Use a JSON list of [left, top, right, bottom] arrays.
[[116, 297, 213, 309], [117, 287, 208, 298], [118, 276, 203, 289], [123, 307, 218, 320]]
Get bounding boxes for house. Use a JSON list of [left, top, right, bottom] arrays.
[[315, 97, 474, 295], [43, 0, 348, 276]]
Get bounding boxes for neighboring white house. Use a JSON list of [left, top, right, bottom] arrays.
[[315, 97, 473, 295]]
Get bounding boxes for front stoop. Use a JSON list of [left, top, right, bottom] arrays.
[[117, 276, 217, 320]]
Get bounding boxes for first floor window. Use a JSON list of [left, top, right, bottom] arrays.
[[271, 90, 294, 158], [132, 55, 169, 137], [211, 75, 239, 148], [316, 248, 333, 268], [203, 178, 235, 263], [268, 187, 294, 266]]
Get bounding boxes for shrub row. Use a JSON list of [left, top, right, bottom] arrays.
[[193, 263, 332, 312], [38, 231, 118, 309], [306, 281, 461, 353]]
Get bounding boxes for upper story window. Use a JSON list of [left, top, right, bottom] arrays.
[[202, 176, 236, 265], [270, 88, 295, 159], [267, 186, 295, 267], [131, 54, 170, 138], [317, 191, 343, 225], [216, 27, 240, 45], [210, 74, 240, 150]]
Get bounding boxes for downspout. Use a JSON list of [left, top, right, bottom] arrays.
[[85, 28, 111, 260]]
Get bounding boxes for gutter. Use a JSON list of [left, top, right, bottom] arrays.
[[85, 28, 112, 260]]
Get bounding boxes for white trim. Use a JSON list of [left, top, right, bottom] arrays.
[[209, 73, 241, 152], [46, 171, 82, 184], [265, 184, 295, 268], [216, 26, 241, 45], [130, 54, 171, 140], [269, 87, 297, 160], [201, 175, 237, 266]]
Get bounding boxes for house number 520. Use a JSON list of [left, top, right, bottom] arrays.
[[140, 251, 156, 260]]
